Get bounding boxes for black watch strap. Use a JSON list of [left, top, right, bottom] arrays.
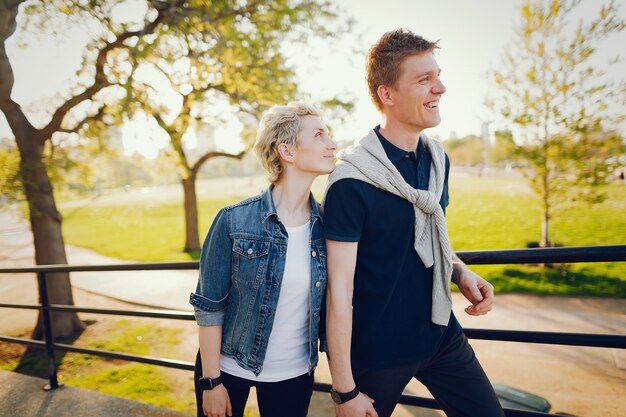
[[198, 375, 223, 391], [330, 386, 359, 404]]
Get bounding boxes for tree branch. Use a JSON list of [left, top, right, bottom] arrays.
[[152, 109, 171, 133], [57, 104, 107, 134], [40, 8, 168, 140], [191, 149, 248, 176]]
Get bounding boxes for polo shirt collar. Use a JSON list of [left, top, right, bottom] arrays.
[[374, 125, 426, 164]]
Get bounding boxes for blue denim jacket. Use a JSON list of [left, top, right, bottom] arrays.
[[189, 186, 327, 376]]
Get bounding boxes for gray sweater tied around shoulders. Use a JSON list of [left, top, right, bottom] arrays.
[[323, 129, 453, 326]]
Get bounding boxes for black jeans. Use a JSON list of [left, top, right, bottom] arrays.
[[194, 351, 314, 417], [353, 331, 505, 417]]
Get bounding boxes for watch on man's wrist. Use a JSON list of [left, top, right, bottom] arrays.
[[330, 386, 359, 404], [197, 375, 223, 391]]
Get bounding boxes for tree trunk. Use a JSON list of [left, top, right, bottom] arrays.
[[540, 210, 550, 249], [16, 128, 84, 339], [540, 156, 551, 248], [182, 175, 200, 252]]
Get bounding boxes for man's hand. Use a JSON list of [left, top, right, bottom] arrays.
[[454, 266, 495, 316], [202, 385, 232, 417], [334, 392, 378, 417]]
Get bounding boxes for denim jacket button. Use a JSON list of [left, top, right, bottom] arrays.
[[247, 248, 253, 255], [315, 281, 321, 288], [311, 250, 317, 257]]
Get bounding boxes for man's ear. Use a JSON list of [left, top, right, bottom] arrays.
[[277, 143, 294, 162], [377, 85, 394, 107]]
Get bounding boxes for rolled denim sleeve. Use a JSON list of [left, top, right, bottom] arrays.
[[189, 208, 231, 326]]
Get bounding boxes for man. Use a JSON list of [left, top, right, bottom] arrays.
[[323, 29, 505, 417]]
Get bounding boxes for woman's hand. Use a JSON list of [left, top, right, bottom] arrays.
[[202, 385, 232, 417]]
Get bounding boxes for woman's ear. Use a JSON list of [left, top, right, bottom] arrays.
[[277, 143, 294, 163]]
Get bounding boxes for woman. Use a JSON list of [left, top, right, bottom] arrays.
[[189, 102, 336, 417]]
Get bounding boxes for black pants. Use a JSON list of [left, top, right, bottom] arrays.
[[194, 352, 314, 417], [353, 331, 505, 417]]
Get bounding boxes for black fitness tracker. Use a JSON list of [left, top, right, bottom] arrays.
[[330, 386, 359, 404], [197, 375, 223, 391]]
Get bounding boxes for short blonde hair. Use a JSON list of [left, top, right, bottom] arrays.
[[254, 102, 323, 183]]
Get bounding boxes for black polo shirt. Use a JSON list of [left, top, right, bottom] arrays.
[[324, 126, 461, 370]]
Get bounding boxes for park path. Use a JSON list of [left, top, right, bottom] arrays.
[[1, 195, 625, 416], [0, 370, 190, 417], [0, 207, 196, 322]]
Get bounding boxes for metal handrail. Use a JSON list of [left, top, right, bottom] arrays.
[[3, 302, 624, 349], [0, 244, 623, 273], [1, 244, 625, 416], [459, 244, 626, 264]]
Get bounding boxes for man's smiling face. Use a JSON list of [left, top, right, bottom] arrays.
[[386, 53, 447, 132]]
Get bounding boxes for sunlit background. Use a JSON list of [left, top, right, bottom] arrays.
[[1, 3, 625, 417], [2, 0, 624, 157]]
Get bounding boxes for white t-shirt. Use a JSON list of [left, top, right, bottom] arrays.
[[221, 221, 311, 382]]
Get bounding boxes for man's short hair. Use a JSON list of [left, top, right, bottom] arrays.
[[254, 102, 323, 184], [366, 28, 439, 112]]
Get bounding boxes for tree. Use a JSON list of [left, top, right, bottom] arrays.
[[0, 0, 195, 338], [444, 134, 485, 166], [491, 130, 518, 167], [125, 1, 347, 252], [491, 0, 625, 247]]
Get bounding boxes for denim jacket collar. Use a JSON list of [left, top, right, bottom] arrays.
[[260, 185, 323, 224]]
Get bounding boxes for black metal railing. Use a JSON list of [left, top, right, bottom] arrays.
[[1, 245, 625, 416]]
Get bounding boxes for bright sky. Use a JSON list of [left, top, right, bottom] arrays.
[[1, 0, 624, 155], [297, 0, 626, 142]]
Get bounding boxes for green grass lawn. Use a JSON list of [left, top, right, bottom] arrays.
[[60, 173, 626, 296], [446, 174, 626, 249], [446, 173, 626, 297], [62, 197, 239, 261]]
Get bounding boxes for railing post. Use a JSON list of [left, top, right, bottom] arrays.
[[37, 271, 61, 390]]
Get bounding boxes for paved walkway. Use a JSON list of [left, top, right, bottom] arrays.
[[0, 370, 190, 417], [0, 207, 196, 312]]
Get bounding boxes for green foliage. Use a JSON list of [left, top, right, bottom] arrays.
[[491, 0, 626, 245], [320, 96, 356, 127], [443, 130, 519, 168], [122, 0, 350, 173], [0, 134, 122, 203], [444, 134, 485, 166], [0, 140, 23, 202], [492, 130, 518, 166]]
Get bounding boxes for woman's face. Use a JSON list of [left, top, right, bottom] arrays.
[[289, 115, 337, 176]]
